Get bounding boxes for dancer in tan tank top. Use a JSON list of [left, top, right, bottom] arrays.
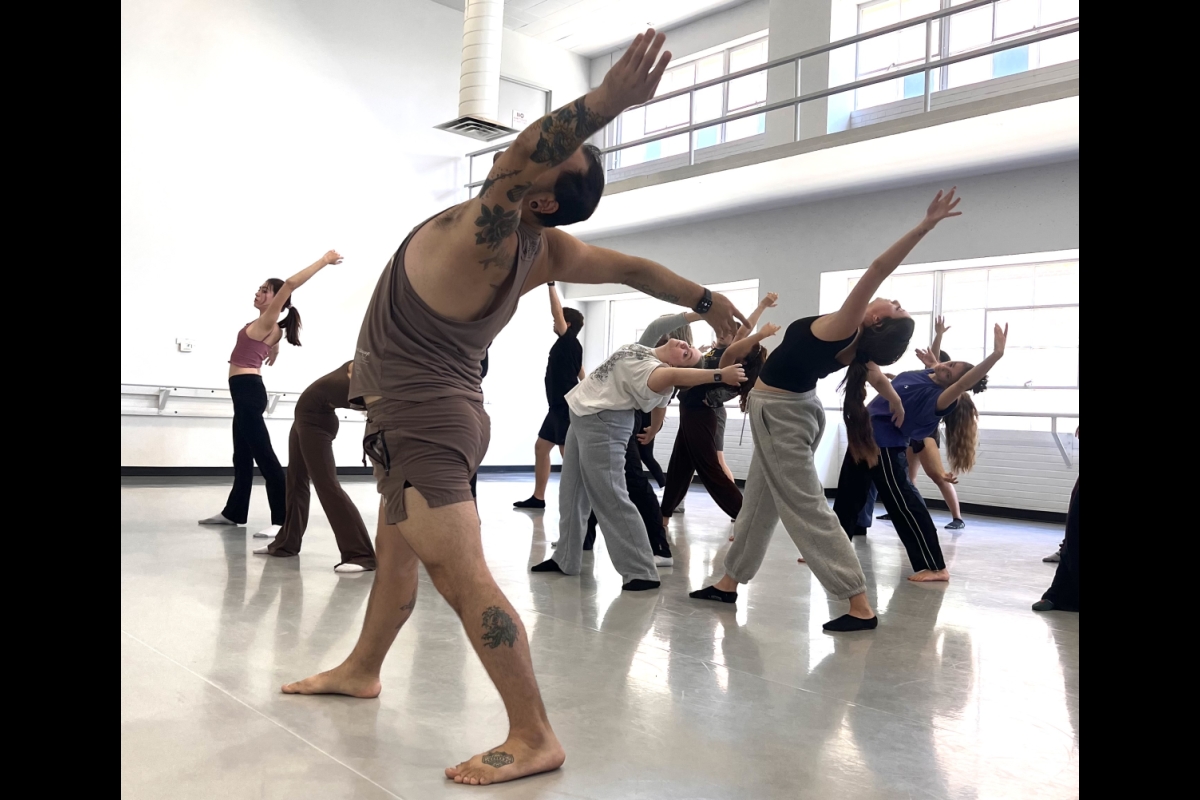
[[280, 29, 749, 787]]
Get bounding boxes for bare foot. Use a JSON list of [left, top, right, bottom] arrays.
[[445, 734, 565, 786], [908, 569, 950, 583], [281, 665, 381, 698]]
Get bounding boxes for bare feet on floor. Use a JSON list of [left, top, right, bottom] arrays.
[[281, 665, 381, 698], [445, 734, 566, 786], [908, 569, 950, 582]]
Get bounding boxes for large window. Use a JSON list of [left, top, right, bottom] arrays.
[[613, 36, 768, 168], [854, 0, 1079, 110], [818, 254, 1078, 428]]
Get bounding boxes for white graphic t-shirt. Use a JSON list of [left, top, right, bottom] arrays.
[[565, 344, 673, 417]]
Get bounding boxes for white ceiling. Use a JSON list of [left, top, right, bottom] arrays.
[[570, 96, 1080, 240], [428, 0, 753, 58]]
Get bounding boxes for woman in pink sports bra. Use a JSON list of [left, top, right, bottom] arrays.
[[198, 249, 343, 537]]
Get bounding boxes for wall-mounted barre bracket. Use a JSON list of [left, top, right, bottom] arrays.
[[157, 388, 171, 411], [267, 394, 281, 415], [1050, 416, 1071, 468]]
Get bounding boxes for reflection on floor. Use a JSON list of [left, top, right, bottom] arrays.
[[121, 474, 1078, 799]]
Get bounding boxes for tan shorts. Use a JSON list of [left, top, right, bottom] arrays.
[[362, 396, 490, 525]]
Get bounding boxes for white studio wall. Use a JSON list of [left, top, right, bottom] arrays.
[[122, 0, 589, 468]]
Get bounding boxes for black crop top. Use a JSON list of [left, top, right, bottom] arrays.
[[757, 316, 857, 393]]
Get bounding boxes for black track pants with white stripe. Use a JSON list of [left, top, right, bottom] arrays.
[[833, 447, 946, 573]]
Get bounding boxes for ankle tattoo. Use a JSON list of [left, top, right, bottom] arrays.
[[481, 606, 518, 649], [482, 750, 515, 768]]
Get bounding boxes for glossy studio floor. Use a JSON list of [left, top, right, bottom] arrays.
[[120, 473, 1079, 799]]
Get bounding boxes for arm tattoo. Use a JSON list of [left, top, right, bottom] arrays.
[[506, 182, 532, 203], [482, 751, 515, 768], [630, 281, 681, 305], [479, 248, 513, 270], [480, 606, 518, 648], [530, 97, 610, 166], [475, 204, 521, 252], [479, 168, 520, 199]]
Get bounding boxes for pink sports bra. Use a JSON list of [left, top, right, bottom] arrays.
[[229, 323, 271, 368]]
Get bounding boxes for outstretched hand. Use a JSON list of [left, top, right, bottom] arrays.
[[323, 250, 344, 266], [758, 291, 779, 309], [758, 322, 782, 338], [600, 29, 672, 111], [992, 322, 1008, 356], [703, 291, 750, 340], [922, 188, 962, 228], [719, 363, 747, 386], [915, 347, 937, 367], [934, 315, 950, 336]]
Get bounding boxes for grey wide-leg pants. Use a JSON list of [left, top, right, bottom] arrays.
[[556, 409, 660, 583], [722, 389, 868, 600]]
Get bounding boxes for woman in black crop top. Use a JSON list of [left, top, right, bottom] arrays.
[[689, 189, 963, 633]]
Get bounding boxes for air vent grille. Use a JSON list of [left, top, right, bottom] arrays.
[[435, 115, 518, 142]]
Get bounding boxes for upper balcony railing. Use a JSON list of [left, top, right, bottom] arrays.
[[463, 0, 1078, 192]]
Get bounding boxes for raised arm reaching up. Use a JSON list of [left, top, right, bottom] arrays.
[[720, 322, 780, 368], [548, 282, 568, 335], [937, 324, 1007, 411], [458, 30, 671, 271], [734, 292, 778, 342], [812, 190, 961, 343], [247, 250, 341, 341]]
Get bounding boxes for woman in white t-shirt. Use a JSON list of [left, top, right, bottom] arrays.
[[532, 339, 747, 591]]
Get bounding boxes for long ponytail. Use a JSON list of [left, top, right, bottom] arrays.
[[838, 316, 916, 467], [267, 277, 303, 346]]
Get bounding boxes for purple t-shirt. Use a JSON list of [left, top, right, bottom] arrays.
[[869, 370, 957, 448]]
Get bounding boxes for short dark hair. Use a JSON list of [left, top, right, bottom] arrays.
[[563, 307, 584, 330], [533, 144, 605, 227]]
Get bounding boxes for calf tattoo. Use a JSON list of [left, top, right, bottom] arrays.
[[480, 606, 518, 648], [482, 750, 515, 768], [395, 589, 417, 630]]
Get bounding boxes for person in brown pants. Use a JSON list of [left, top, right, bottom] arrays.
[[255, 361, 377, 572]]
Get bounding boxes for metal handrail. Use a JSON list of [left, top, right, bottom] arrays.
[[463, 0, 1078, 188]]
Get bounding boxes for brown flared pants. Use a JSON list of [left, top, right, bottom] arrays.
[[266, 407, 377, 569]]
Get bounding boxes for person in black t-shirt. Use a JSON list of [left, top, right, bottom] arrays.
[[515, 283, 584, 509]]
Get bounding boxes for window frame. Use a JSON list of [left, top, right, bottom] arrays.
[[852, 0, 1080, 110], [611, 35, 769, 168]]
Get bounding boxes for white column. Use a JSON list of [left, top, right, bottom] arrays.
[[459, 0, 504, 122], [764, 0, 832, 147]]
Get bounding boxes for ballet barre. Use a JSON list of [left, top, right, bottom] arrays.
[[119, 383, 367, 423], [821, 408, 1079, 467]]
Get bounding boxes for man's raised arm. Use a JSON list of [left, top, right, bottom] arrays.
[[463, 30, 671, 267]]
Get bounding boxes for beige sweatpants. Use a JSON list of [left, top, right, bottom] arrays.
[[722, 389, 868, 600]]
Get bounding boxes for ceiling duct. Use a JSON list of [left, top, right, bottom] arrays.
[[435, 0, 518, 142]]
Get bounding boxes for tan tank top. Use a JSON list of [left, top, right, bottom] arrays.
[[348, 210, 543, 406]]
